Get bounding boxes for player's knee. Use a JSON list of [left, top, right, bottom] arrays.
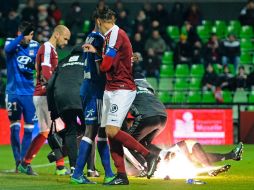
[[105, 125, 120, 138], [40, 131, 49, 138]]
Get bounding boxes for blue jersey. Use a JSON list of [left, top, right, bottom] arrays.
[[4, 35, 39, 95], [80, 31, 106, 99]]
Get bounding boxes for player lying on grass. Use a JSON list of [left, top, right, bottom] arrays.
[[122, 73, 243, 178]]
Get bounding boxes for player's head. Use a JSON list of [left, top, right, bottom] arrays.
[[52, 25, 71, 49], [18, 21, 34, 45], [95, 6, 116, 34]]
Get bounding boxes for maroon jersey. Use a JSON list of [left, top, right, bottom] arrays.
[[102, 25, 136, 91], [34, 41, 58, 96]]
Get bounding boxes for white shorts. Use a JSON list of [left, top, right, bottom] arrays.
[[33, 96, 65, 132], [101, 90, 136, 128]]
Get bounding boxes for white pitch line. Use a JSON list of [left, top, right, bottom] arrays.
[[2, 161, 69, 173]]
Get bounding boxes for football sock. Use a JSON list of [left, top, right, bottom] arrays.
[[72, 137, 92, 178], [21, 125, 34, 160], [97, 138, 114, 177], [113, 130, 149, 157], [206, 152, 232, 162], [108, 138, 125, 174], [23, 133, 46, 164], [10, 122, 21, 163]]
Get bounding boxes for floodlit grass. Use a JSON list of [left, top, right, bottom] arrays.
[[0, 144, 253, 190]]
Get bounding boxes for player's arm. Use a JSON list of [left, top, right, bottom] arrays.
[[4, 35, 24, 53], [5, 24, 34, 53], [99, 46, 116, 72], [41, 47, 52, 81], [100, 32, 123, 72]]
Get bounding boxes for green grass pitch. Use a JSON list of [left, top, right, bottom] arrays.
[[0, 144, 253, 190]]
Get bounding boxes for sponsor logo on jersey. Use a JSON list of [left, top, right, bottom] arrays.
[[17, 56, 32, 65]]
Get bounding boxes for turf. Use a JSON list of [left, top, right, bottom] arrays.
[[0, 144, 253, 190]]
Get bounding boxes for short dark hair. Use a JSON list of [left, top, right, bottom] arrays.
[[95, 6, 116, 21], [18, 21, 34, 33]]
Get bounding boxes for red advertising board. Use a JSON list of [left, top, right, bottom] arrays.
[[1, 108, 233, 145], [0, 109, 24, 145], [153, 109, 233, 145]]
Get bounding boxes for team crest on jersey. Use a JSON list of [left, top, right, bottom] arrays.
[[29, 50, 34, 56], [110, 104, 118, 113]]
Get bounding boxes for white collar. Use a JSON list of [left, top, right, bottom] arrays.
[[104, 25, 119, 36]]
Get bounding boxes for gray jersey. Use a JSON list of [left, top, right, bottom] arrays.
[[130, 79, 167, 120]]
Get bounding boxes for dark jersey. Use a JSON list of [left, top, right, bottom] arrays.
[[130, 79, 167, 119], [50, 53, 84, 114], [80, 31, 106, 99]]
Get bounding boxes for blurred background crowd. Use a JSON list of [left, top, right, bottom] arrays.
[[1, 0, 254, 108]]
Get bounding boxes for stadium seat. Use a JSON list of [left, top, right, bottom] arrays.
[[160, 65, 174, 78], [0, 38, 4, 47], [213, 63, 223, 74], [187, 91, 202, 103], [181, 25, 187, 35], [202, 91, 216, 103], [146, 77, 158, 90], [157, 91, 171, 103], [226, 25, 240, 38], [248, 91, 254, 103], [202, 20, 213, 31], [240, 38, 253, 52], [174, 78, 189, 90], [222, 91, 233, 103], [158, 78, 173, 91], [175, 64, 189, 77], [162, 51, 173, 65], [247, 105, 254, 111], [197, 25, 210, 43], [190, 64, 204, 77], [227, 64, 235, 75], [212, 26, 225, 39], [83, 20, 90, 33], [233, 90, 248, 103], [229, 20, 241, 30], [166, 26, 180, 41], [240, 26, 253, 39], [172, 91, 186, 103], [214, 20, 227, 30], [189, 77, 201, 90], [240, 52, 252, 65], [59, 19, 65, 25]]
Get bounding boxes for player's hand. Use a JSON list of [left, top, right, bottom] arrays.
[[82, 44, 97, 53], [21, 24, 35, 36]]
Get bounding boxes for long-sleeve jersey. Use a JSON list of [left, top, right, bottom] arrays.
[[34, 41, 58, 96], [80, 31, 106, 99], [4, 35, 39, 95]]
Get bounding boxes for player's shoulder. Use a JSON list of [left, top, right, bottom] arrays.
[[5, 37, 14, 42], [4, 37, 15, 46], [91, 31, 104, 40], [29, 40, 40, 48]]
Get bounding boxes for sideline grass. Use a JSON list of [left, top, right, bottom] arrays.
[[0, 144, 253, 190]]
